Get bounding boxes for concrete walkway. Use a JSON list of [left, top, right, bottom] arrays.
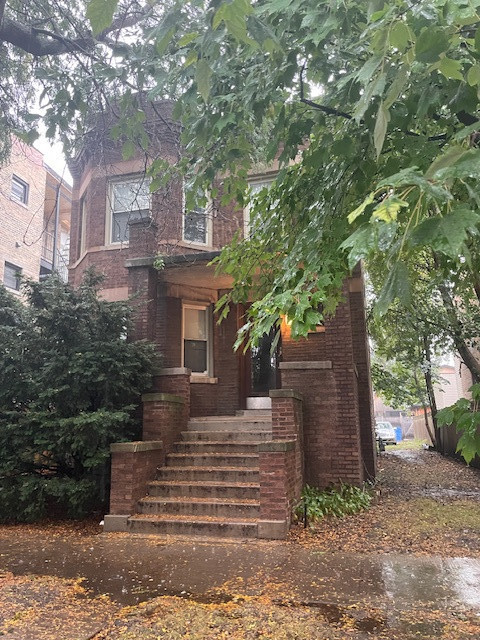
[[1, 531, 479, 612]]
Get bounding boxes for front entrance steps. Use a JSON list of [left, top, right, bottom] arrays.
[[127, 410, 272, 538]]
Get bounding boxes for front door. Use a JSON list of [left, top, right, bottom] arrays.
[[250, 329, 279, 396]]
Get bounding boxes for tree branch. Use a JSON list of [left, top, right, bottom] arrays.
[[0, 6, 151, 57]]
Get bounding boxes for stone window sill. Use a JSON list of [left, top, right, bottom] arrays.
[[190, 375, 218, 384]]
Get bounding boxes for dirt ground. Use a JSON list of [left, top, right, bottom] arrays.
[[1, 442, 480, 639]]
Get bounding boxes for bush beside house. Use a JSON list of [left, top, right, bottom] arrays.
[[0, 270, 155, 521]]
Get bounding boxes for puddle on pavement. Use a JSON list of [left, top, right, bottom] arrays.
[[0, 533, 479, 616]]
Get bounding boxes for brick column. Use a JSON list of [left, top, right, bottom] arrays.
[[257, 389, 304, 540], [104, 440, 163, 532], [143, 367, 191, 452], [348, 266, 377, 481], [124, 218, 159, 343]]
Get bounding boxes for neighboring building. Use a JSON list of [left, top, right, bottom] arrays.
[[0, 138, 71, 292], [68, 101, 376, 539]]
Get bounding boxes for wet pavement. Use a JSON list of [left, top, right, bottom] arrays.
[[0, 531, 479, 613]]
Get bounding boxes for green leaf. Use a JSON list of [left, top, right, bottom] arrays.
[[347, 192, 375, 224], [86, 0, 119, 36], [122, 140, 135, 161], [374, 102, 390, 159], [196, 59, 212, 103], [467, 64, 480, 87], [437, 57, 463, 81], [475, 28, 480, 54], [384, 66, 409, 108], [375, 260, 411, 316], [424, 145, 468, 179], [415, 28, 449, 63], [389, 21, 410, 52], [372, 196, 408, 223], [177, 32, 199, 47]]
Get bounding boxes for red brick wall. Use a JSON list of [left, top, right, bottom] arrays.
[[190, 299, 241, 416], [109, 444, 163, 514], [280, 288, 365, 488], [348, 270, 377, 482]]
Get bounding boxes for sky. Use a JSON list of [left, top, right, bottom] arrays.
[[34, 132, 72, 186]]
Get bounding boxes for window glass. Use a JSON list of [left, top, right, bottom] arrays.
[[184, 306, 209, 374], [11, 176, 28, 204], [4, 262, 22, 290], [184, 307, 207, 340], [110, 177, 150, 243], [184, 340, 207, 373], [184, 206, 207, 244], [245, 177, 275, 237]]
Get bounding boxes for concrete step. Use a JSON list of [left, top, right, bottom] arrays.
[[181, 430, 271, 442], [156, 466, 259, 483], [147, 480, 260, 500], [128, 514, 258, 538], [188, 417, 272, 432], [138, 496, 260, 518], [235, 409, 272, 417], [173, 441, 260, 454], [246, 397, 271, 410], [166, 453, 259, 468]]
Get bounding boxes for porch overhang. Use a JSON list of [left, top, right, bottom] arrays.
[[125, 252, 234, 290]]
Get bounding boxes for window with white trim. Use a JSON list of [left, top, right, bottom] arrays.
[[182, 188, 212, 246], [108, 176, 150, 244], [244, 176, 275, 237], [183, 304, 212, 375], [4, 262, 22, 291], [11, 175, 29, 205]]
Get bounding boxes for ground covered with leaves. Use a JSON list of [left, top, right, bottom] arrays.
[[1, 443, 480, 639], [291, 445, 480, 556]]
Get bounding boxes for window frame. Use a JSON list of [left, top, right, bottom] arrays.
[[244, 174, 276, 238], [182, 188, 213, 247], [11, 175, 29, 205], [181, 303, 213, 377], [106, 174, 151, 246], [4, 261, 22, 291]]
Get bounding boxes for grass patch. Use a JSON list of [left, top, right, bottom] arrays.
[[388, 439, 428, 450], [404, 498, 480, 534], [295, 483, 372, 523]]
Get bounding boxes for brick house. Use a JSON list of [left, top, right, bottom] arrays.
[[68, 101, 376, 539], [0, 138, 71, 291]]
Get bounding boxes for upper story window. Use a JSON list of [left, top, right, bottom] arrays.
[[182, 188, 212, 246], [11, 175, 29, 205], [244, 176, 275, 237], [4, 261, 22, 291], [109, 176, 150, 244]]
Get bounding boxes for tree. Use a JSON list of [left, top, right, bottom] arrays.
[[3, 0, 480, 348], [0, 271, 155, 521]]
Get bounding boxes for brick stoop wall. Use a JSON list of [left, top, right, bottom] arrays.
[[257, 390, 304, 539]]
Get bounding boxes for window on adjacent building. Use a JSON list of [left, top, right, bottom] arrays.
[[11, 175, 29, 205], [244, 176, 275, 237], [4, 262, 22, 291], [109, 176, 150, 244], [183, 304, 211, 375]]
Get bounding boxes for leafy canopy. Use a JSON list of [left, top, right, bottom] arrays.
[[0, 271, 155, 521], [3, 0, 480, 344]]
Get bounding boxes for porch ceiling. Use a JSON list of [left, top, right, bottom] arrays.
[[161, 261, 233, 290]]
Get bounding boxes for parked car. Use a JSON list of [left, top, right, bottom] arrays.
[[375, 421, 397, 445]]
